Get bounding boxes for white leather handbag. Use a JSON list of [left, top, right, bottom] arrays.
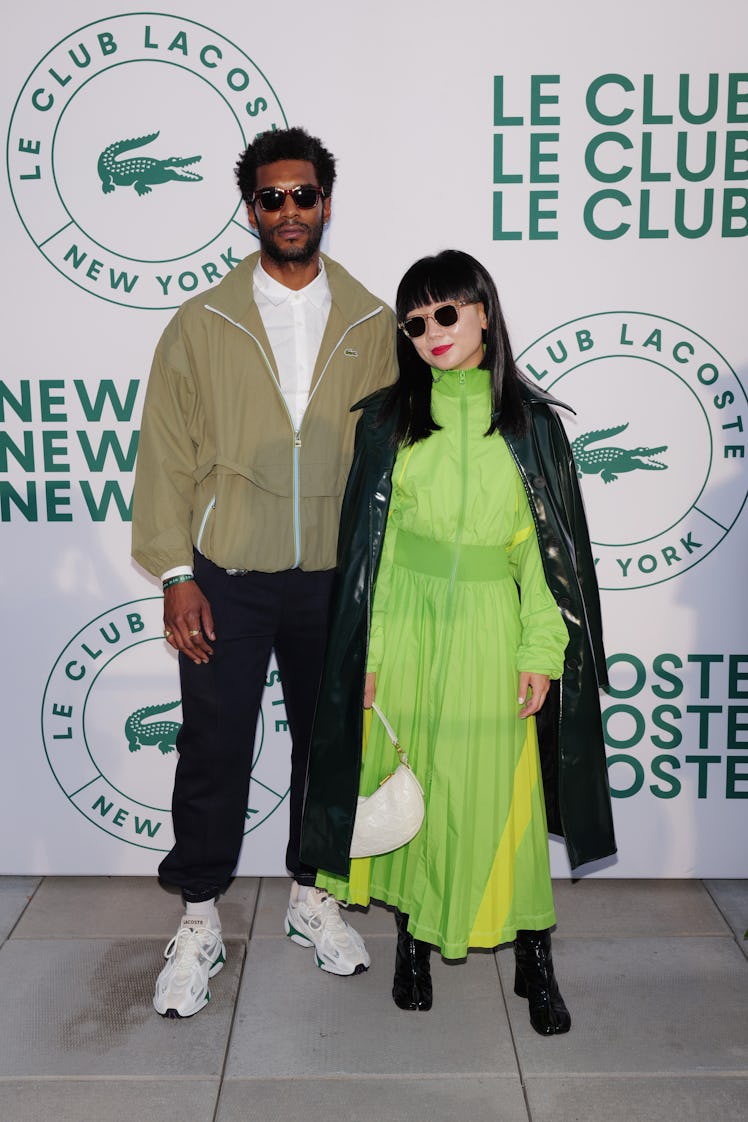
[[349, 702, 425, 859]]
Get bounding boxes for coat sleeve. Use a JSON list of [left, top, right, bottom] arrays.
[[507, 399, 616, 866], [507, 473, 569, 680], [300, 395, 396, 875], [131, 311, 200, 578], [299, 413, 372, 875], [546, 409, 608, 689], [366, 510, 397, 674]]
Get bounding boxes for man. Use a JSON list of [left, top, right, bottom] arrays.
[[132, 127, 396, 1018]]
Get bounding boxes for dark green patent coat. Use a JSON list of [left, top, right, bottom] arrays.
[[301, 381, 617, 876]]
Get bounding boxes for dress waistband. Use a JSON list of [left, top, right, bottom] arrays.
[[393, 529, 510, 581]]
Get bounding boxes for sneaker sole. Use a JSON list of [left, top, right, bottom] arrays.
[[315, 955, 369, 976], [154, 989, 210, 1018]]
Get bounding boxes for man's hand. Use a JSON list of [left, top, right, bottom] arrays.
[[364, 672, 376, 709], [163, 581, 215, 664], [517, 672, 550, 719]]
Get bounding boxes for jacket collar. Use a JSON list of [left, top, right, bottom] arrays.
[[201, 250, 385, 329], [517, 378, 574, 414]]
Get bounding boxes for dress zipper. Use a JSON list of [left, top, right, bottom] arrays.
[[448, 371, 469, 594]]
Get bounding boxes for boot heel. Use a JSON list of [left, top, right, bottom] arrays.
[[513, 965, 528, 998]]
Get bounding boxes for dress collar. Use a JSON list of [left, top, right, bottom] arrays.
[[430, 366, 491, 397]]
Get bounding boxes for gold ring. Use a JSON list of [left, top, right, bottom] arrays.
[[188, 629, 201, 637], [164, 629, 172, 638]]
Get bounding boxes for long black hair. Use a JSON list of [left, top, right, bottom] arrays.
[[381, 249, 527, 446]]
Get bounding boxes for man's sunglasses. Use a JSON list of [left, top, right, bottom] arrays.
[[399, 302, 473, 339], [251, 185, 326, 212]]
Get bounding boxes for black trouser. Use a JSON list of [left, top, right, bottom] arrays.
[[158, 554, 334, 903]]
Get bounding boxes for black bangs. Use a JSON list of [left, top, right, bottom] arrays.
[[396, 251, 485, 321], [385, 248, 528, 444]]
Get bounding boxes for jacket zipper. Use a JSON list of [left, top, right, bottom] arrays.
[[205, 304, 383, 567]]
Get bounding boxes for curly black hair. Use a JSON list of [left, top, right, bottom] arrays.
[[235, 126, 337, 204]]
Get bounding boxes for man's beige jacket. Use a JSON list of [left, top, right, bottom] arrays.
[[132, 251, 397, 576]]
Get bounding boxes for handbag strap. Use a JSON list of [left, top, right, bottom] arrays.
[[371, 701, 409, 766]]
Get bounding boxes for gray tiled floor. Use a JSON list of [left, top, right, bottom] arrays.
[[0, 876, 746, 1122]]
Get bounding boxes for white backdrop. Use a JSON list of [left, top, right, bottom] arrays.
[[2, 1, 746, 877]]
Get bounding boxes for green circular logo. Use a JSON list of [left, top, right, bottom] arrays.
[[41, 598, 289, 851], [517, 312, 748, 590], [7, 13, 287, 310]]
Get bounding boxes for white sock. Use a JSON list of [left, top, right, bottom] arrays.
[[185, 898, 220, 928], [293, 883, 318, 903]]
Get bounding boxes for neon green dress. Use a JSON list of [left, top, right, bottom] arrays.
[[318, 367, 569, 957]]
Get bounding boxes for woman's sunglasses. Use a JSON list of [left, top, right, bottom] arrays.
[[251, 186, 326, 212], [399, 302, 474, 339]]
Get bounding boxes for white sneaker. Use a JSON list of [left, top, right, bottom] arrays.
[[284, 886, 370, 976], [153, 915, 226, 1018]]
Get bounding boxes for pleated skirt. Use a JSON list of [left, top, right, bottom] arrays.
[[317, 532, 555, 958]]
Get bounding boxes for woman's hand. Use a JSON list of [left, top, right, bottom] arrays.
[[517, 672, 550, 719], [364, 672, 376, 709]]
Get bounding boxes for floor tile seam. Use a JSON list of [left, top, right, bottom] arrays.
[[0, 1075, 222, 1084], [492, 944, 532, 1114], [4, 934, 248, 942], [524, 934, 745, 948], [248, 932, 399, 944], [3, 877, 44, 941], [217, 918, 255, 1118], [219, 1072, 520, 1083], [244, 878, 265, 943], [516, 1070, 748, 1079], [701, 880, 747, 930], [246, 928, 742, 944], [701, 883, 748, 948], [545, 931, 739, 939], [6, 931, 735, 943]]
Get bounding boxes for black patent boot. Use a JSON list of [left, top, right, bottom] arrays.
[[514, 929, 571, 1035], [392, 909, 433, 1011]]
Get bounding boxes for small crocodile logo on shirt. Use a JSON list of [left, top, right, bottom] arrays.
[[572, 423, 668, 484], [125, 701, 181, 755], [98, 132, 202, 196]]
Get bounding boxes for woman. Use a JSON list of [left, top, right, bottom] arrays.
[[301, 250, 616, 1035]]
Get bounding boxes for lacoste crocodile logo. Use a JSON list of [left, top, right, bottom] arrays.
[[572, 423, 668, 484], [98, 132, 202, 196], [125, 701, 181, 755]]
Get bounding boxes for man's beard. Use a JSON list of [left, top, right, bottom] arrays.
[[260, 217, 324, 265]]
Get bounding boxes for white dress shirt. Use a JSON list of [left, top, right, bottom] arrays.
[[252, 257, 332, 433]]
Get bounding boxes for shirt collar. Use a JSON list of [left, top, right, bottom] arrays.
[[253, 258, 329, 308]]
